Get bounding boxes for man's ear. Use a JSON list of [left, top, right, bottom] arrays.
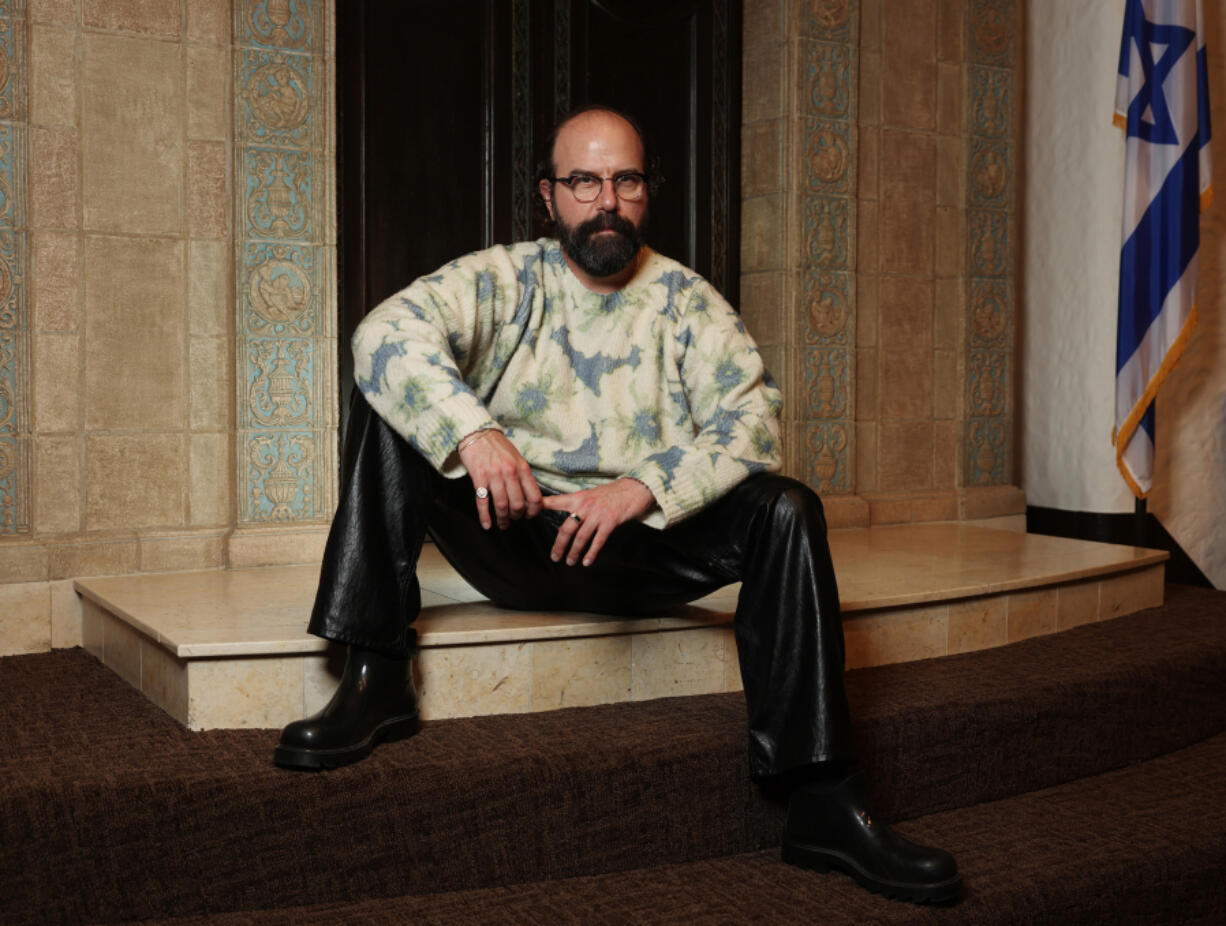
[[538, 179, 555, 220]]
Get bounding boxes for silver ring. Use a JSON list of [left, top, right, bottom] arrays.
[[569, 512, 582, 523], [475, 486, 490, 499]]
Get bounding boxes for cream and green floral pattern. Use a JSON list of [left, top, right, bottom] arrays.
[[354, 240, 783, 527]]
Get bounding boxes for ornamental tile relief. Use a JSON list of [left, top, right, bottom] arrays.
[[236, 0, 332, 524], [802, 270, 852, 345], [239, 49, 317, 149], [0, 0, 24, 533], [796, 1, 856, 497], [963, 0, 1017, 487], [806, 41, 852, 118], [805, 117, 854, 195]]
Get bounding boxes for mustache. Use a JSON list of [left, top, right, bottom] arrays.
[[577, 212, 637, 237]]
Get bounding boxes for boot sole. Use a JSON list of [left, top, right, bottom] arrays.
[[273, 712, 421, 771], [781, 839, 962, 904]]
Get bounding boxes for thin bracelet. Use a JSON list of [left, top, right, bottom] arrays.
[[457, 429, 496, 454]]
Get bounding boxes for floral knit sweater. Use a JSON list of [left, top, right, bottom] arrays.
[[353, 238, 783, 528]]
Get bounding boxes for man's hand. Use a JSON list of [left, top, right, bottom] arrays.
[[541, 478, 655, 567], [458, 430, 543, 529]]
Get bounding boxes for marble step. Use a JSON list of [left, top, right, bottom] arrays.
[[75, 524, 1167, 730]]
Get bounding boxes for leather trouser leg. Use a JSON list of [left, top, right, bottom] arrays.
[[310, 397, 854, 778]]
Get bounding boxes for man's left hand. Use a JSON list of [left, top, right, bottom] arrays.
[[542, 478, 655, 567]]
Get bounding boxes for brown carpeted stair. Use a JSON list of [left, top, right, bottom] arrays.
[[3, 586, 1225, 924]]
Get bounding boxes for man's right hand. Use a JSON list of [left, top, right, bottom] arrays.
[[457, 429, 543, 530]]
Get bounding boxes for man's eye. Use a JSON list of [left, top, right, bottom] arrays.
[[571, 175, 597, 185]]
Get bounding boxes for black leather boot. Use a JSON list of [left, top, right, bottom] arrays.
[[782, 771, 961, 903], [274, 646, 420, 771]]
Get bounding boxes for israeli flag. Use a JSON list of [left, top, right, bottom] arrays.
[[1114, 0, 1213, 498]]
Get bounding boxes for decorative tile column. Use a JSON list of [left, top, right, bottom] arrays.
[[234, 0, 336, 538], [963, 0, 1017, 486], [796, 0, 858, 497], [0, 0, 27, 534]]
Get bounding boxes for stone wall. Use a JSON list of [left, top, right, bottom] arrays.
[[0, 0, 337, 655], [741, 0, 1025, 528]]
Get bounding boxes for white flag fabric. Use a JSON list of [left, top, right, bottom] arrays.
[[1113, 0, 1213, 498]]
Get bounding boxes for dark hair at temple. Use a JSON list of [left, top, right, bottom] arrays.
[[533, 104, 664, 226]]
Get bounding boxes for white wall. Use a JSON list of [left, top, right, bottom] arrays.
[[1022, 0, 1133, 514], [1024, 0, 1226, 588]]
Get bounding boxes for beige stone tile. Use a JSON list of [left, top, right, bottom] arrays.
[[937, 62, 962, 136], [932, 418, 960, 489], [29, 0, 80, 26], [50, 579, 84, 648], [856, 347, 878, 420], [857, 198, 879, 273], [1006, 586, 1058, 642], [843, 604, 948, 670], [879, 276, 933, 351], [937, 0, 965, 62], [0, 545, 51, 583], [82, 33, 184, 236], [742, 120, 782, 197], [139, 533, 226, 573], [742, 0, 784, 50], [859, 50, 882, 126], [880, 348, 932, 419], [857, 273, 879, 347], [910, 493, 959, 523], [739, 272, 781, 347], [418, 642, 533, 720], [933, 348, 958, 419], [858, 126, 879, 200], [947, 594, 1007, 655], [933, 277, 963, 349], [31, 332, 80, 432], [721, 625, 743, 692], [226, 525, 329, 567], [0, 581, 53, 656], [32, 231, 81, 332], [1056, 579, 1100, 630], [188, 140, 229, 238], [103, 611, 144, 689], [188, 432, 232, 527], [877, 420, 933, 493], [52, 539, 139, 579], [84, 433, 185, 531], [740, 195, 784, 272], [882, 0, 937, 130], [141, 639, 189, 725], [856, 420, 877, 493], [867, 495, 910, 525], [30, 26, 79, 128], [934, 205, 962, 277], [186, 0, 231, 44], [879, 193, 935, 276], [83, 235, 186, 430], [531, 636, 632, 710], [187, 45, 228, 140], [860, 0, 882, 52], [30, 127, 80, 229], [630, 628, 726, 702], [189, 336, 231, 430], [1099, 565, 1165, 621], [959, 485, 1026, 519], [188, 239, 230, 336], [743, 44, 787, 123], [187, 656, 304, 730], [83, 0, 181, 37], [34, 434, 81, 534], [82, 597, 106, 659]]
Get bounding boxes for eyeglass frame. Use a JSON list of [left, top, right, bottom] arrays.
[[549, 171, 649, 203]]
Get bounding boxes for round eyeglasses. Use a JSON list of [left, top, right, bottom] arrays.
[[552, 172, 647, 203]]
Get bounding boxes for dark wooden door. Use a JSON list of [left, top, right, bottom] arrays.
[[338, 0, 742, 421]]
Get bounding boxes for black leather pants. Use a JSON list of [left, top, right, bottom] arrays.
[[310, 396, 855, 779]]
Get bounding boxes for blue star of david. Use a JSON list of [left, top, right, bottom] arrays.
[[1124, 7, 1195, 145]]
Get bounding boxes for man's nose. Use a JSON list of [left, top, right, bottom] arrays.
[[595, 177, 619, 211]]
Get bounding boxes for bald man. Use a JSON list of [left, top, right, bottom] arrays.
[[275, 106, 961, 904]]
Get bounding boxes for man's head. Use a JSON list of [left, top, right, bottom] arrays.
[[537, 106, 658, 285]]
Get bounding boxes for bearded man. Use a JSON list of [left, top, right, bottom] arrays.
[[274, 105, 961, 904]]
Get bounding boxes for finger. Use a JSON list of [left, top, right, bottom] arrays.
[[490, 479, 511, 530], [503, 474, 527, 522], [550, 514, 580, 562], [521, 473, 544, 518], [472, 479, 492, 530], [581, 524, 614, 567], [565, 519, 598, 566]]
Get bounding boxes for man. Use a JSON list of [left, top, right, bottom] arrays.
[[275, 106, 960, 904]]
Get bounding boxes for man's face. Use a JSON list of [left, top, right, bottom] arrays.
[[540, 112, 649, 281]]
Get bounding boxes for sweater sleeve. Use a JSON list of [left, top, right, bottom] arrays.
[[351, 250, 521, 476], [625, 283, 784, 526]]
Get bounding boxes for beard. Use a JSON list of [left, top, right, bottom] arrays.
[[555, 209, 646, 278]]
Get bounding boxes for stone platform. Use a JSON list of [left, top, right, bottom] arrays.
[[75, 523, 1167, 729]]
